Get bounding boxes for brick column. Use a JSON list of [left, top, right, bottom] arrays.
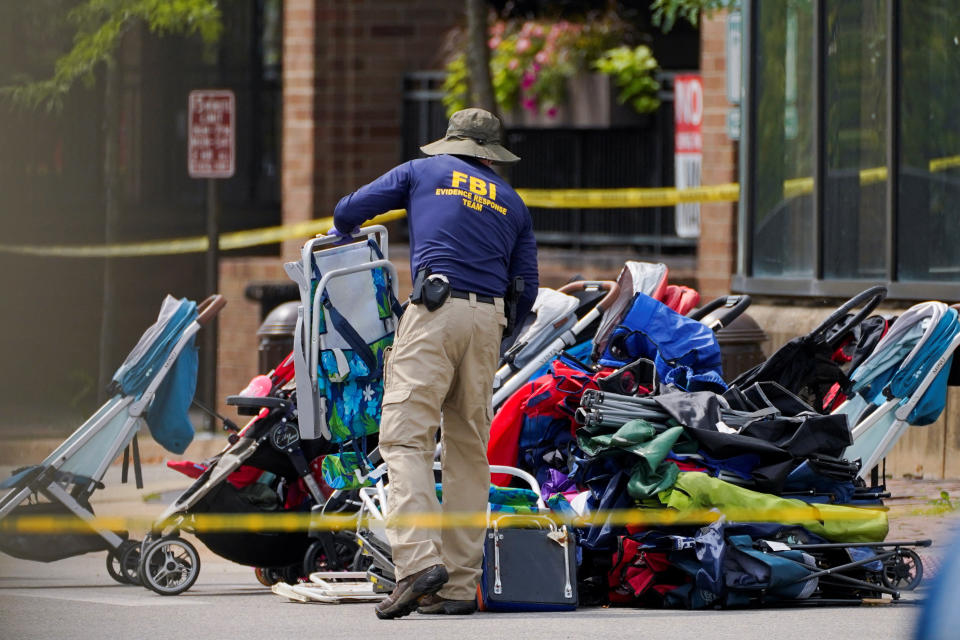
[[696, 11, 738, 300], [282, 0, 319, 261]]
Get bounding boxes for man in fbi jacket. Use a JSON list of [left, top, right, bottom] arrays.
[[332, 107, 539, 618]]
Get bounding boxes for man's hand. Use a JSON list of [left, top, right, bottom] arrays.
[[326, 226, 360, 244]]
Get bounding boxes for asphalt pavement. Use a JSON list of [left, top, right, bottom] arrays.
[[1, 463, 958, 640]]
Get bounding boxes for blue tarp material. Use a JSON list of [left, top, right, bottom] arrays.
[[112, 297, 199, 454], [598, 293, 724, 391]]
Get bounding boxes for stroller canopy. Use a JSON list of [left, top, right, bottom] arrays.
[[111, 295, 200, 454], [112, 296, 197, 398]]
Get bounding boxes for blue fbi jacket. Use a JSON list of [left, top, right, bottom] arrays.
[[334, 154, 539, 323]]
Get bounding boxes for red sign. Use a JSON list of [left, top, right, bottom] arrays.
[[188, 90, 235, 178], [673, 75, 703, 238], [674, 75, 703, 154]]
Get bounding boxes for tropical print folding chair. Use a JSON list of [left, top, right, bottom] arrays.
[[284, 225, 402, 489]]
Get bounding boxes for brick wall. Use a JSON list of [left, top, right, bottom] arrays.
[[217, 258, 288, 416], [311, 0, 459, 227], [696, 11, 738, 300], [282, 0, 320, 260]]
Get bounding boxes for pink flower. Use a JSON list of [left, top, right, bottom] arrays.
[[490, 21, 505, 36], [522, 97, 537, 112], [516, 38, 531, 53], [521, 72, 536, 89], [488, 36, 501, 50], [546, 107, 558, 118], [531, 24, 545, 38], [508, 58, 520, 70], [535, 50, 549, 65]]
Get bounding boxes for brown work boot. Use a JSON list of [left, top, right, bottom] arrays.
[[416, 593, 478, 615], [375, 564, 449, 620]]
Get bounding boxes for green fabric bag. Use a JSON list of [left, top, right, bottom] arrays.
[[659, 472, 889, 543]]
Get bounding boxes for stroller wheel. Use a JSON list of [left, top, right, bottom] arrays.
[[882, 548, 923, 591], [139, 536, 201, 596], [302, 533, 360, 575], [254, 567, 270, 586], [106, 540, 140, 585], [254, 567, 285, 586], [281, 565, 303, 584]]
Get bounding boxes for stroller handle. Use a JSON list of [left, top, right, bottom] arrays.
[[812, 285, 887, 349], [688, 294, 752, 330], [557, 280, 620, 312], [196, 295, 227, 326]]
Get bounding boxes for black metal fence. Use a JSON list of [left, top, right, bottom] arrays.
[[402, 72, 693, 252]]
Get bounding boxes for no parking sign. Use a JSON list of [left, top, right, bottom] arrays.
[[674, 75, 702, 238], [188, 90, 235, 179]]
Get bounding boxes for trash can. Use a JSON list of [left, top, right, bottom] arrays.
[[256, 301, 300, 373], [715, 313, 768, 381]]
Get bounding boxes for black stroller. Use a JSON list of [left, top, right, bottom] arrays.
[[135, 226, 401, 595]]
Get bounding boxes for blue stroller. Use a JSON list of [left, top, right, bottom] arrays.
[[0, 295, 224, 583]]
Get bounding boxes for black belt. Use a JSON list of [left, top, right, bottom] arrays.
[[449, 289, 497, 304]]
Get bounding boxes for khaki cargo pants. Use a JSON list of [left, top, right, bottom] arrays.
[[379, 294, 505, 601]]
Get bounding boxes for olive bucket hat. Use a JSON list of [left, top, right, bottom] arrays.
[[420, 107, 520, 164]]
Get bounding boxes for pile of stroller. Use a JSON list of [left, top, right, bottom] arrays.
[[486, 266, 956, 608], [2, 226, 955, 609]]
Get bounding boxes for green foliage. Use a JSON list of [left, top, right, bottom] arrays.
[[912, 490, 959, 516], [443, 16, 660, 119], [650, 0, 740, 32], [442, 53, 470, 118], [1, 0, 222, 112], [592, 45, 661, 114], [928, 490, 957, 512]]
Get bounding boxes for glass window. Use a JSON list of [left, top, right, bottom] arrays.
[[822, 0, 889, 280], [751, 1, 816, 277], [897, 1, 960, 282]]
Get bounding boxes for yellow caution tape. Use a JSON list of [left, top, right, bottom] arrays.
[[0, 153, 955, 258], [929, 155, 960, 172], [0, 504, 890, 535], [515, 183, 740, 209], [0, 209, 408, 258]]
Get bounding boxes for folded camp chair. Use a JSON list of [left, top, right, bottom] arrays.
[[837, 301, 960, 479], [0, 294, 224, 582], [284, 225, 401, 443]]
